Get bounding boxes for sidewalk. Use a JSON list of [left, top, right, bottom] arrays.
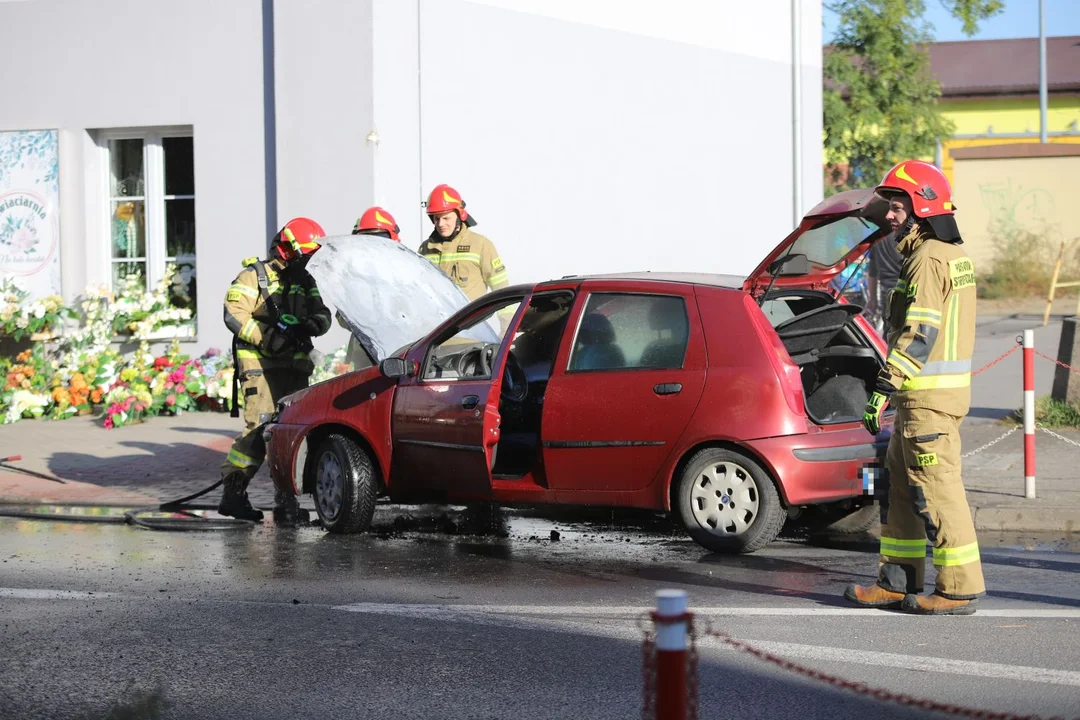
[[1, 413, 1077, 534]]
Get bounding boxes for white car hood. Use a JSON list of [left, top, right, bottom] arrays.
[[306, 235, 501, 361]]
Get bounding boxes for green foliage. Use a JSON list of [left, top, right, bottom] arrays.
[[1009, 396, 1080, 428], [979, 230, 1076, 299], [823, 0, 1004, 194]]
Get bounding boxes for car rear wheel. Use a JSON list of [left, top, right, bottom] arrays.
[[675, 448, 785, 554], [312, 433, 376, 534]]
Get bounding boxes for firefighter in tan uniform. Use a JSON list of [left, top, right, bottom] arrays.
[[219, 217, 332, 523], [418, 184, 509, 301], [846, 161, 984, 615]]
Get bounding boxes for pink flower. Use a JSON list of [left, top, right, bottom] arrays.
[[103, 417, 114, 429], [165, 394, 176, 407], [175, 382, 186, 394], [134, 402, 145, 413], [122, 398, 133, 411], [12, 227, 36, 253], [167, 370, 185, 384]]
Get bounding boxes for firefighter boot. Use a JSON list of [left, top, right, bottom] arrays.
[[272, 488, 309, 527], [218, 474, 264, 522], [844, 562, 916, 608], [901, 593, 978, 616], [844, 584, 905, 609]]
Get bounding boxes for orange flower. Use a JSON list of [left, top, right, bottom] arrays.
[[69, 373, 88, 391], [15, 350, 32, 363], [91, 389, 103, 404], [52, 387, 71, 404]]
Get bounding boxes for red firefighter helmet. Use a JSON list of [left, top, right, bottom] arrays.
[[273, 217, 325, 262], [425, 184, 477, 227], [876, 161, 955, 218], [353, 206, 400, 242]]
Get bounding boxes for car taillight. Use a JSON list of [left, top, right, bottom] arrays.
[[745, 295, 806, 417]]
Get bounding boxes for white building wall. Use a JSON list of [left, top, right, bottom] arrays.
[[0, 0, 823, 356], [412, 0, 824, 285]]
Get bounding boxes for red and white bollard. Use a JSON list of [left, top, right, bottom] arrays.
[[1023, 329, 1036, 499], [653, 589, 691, 720]]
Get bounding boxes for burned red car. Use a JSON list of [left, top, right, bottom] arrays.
[[265, 189, 894, 553]]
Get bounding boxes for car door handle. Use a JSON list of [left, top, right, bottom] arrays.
[[461, 395, 480, 409], [653, 383, 682, 396]]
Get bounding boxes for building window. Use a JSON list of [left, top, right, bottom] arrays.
[[103, 128, 196, 319]]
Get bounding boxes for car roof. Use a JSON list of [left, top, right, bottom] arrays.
[[539, 271, 745, 289]]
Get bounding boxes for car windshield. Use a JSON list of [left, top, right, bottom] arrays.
[[782, 215, 879, 269]]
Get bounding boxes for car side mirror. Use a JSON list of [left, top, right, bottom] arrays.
[[769, 253, 810, 277], [379, 357, 417, 379]]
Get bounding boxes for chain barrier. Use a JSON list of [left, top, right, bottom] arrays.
[[640, 611, 699, 720], [1033, 348, 1080, 376], [699, 628, 1075, 720], [1038, 426, 1080, 450], [972, 340, 1021, 377], [961, 426, 1019, 459]]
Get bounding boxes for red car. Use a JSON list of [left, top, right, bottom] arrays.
[[265, 189, 894, 553]]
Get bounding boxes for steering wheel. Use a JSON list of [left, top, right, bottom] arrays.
[[500, 351, 528, 403]]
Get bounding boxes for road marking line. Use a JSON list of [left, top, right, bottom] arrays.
[[749, 640, 1080, 687], [0, 588, 120, 600], [330, 602, 1080, 619]]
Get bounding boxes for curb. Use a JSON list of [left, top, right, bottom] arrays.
[[972, 506, 1080, 534]]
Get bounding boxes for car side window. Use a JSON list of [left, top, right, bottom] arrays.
[[423, 299, 522, 381], [567, 293, 689, 372]]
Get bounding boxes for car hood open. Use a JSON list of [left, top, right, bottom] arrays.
[[307, 235, 499, 362]]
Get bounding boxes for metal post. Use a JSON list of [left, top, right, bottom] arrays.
[[1039, 0, 1048, 144], [653, 590, 689, 720], [791, 0, 803, 227], [1023, 329, 1036, 498]]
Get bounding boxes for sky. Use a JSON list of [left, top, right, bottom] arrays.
[[822, 0, 1080, 43]]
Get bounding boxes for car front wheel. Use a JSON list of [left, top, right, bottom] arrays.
[[312, 433, 377, 534], [675, 447, 785, 554]]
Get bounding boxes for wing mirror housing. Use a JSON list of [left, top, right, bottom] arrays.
[[769, 253, 810, 277], [380, 357, 418, 379]]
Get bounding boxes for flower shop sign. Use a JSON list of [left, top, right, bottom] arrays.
[[0, 130, 61, 298]]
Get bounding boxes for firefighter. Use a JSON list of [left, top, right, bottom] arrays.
[[337, 207, 402, 370], [219, 217, 332, 523], [419, 184, 508, 301], [845, 160, 983, 615]]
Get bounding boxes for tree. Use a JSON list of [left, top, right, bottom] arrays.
[[823, 0, 1004, 194]]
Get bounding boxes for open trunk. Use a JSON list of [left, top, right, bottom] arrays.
[[762, 291, 882, 425]]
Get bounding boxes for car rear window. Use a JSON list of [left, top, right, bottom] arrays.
[[784, 215, 878, 269], [568, 293, 688, 372]]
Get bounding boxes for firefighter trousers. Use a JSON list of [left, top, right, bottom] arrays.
[[877, 406, 986, 600], [220, 367, 308, 484]]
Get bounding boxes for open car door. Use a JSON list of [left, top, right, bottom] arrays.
[[387, 294, 526, 502], [743, 189, 891, 299]]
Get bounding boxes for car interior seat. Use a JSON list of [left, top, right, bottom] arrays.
[[639, 300, 688, 368], [571, 313, 625, 371]]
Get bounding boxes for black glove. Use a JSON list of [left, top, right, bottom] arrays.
[[302, 316, 325, 338], [276, 320, 314, 354]]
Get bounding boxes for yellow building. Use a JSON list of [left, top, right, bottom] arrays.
[[931, 35, 1080, 181]]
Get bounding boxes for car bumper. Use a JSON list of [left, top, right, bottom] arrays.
[[743, 423, 893, 506]]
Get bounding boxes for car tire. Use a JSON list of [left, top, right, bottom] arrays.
[[311, 433, 377, 534], [675, 447, 785, 554], [799, 502, 879, 536]]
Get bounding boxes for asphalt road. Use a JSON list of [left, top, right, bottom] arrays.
[[1, 505, 1078, 720]]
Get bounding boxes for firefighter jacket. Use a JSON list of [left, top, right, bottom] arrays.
[[224, 257, 332, 372], [879, 222, 976, 417], [418, 226, 508, 301]]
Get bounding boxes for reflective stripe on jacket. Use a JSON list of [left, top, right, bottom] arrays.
[[881, 223, 976, 416], [417, 227, 508, 301]]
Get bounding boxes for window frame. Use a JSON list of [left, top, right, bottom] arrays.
[[565, 291, 691, 374], [97, 126, 195, 336], [420, 296, 526, 382]]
